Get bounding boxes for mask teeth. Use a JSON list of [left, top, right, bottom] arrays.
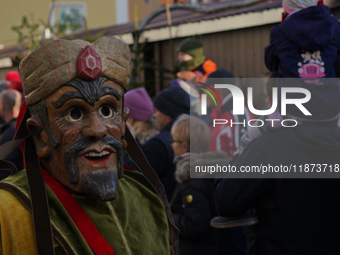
[[83, 151, 110, 157]]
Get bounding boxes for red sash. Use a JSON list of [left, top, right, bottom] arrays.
[[41, 168, 115, 255]]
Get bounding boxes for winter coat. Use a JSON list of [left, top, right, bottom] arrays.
[[265, 5, 340, 120], [208, 94, 253, 158], [141, 120, 176, 200], [215, 121, 340, 255], [136, 128, 159, 146], [265, 5, 340, 78], [171, 152, 228, 255], [124, 127, 159, 170], [195, 59, 217, 76], [0, 118, 22, 180]]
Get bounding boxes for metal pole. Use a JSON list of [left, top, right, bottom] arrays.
[[40, 0, 56, 45]]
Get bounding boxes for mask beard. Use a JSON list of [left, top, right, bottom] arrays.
[[64, 137, 124, 201], [80, 169, 118, 201]]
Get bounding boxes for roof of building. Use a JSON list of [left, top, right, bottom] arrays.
[[74, 0, 283, 39], [1, 0, 339, 60]]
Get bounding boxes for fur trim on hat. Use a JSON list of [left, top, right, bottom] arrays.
[[282, 0, 319, 14]]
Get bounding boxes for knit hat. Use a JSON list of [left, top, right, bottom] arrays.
[[125, 87, 154, 121], [177, 36, 203, 53], [206, 69, 234, 80], [282, 0, 319, 14], [6, 71, 20, 81], [7, 79, 23, 92], [154, 86, 190, 118], [205, 69, 235, 87], [177, 36, 205, 71]]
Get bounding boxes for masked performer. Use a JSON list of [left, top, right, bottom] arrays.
[[0, 36, 178, 255]]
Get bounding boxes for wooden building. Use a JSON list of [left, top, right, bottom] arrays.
[[78, 0, 339, 94]]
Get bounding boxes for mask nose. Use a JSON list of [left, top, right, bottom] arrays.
[[82, 112, 107, 141]]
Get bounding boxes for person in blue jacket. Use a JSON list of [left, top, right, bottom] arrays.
[[265, 0, 340, 78], [265, 0, 340, 121]]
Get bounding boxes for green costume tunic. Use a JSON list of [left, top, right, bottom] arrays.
[[0, 169, 170, 255]]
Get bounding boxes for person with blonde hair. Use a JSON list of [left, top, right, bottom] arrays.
[[170, 114, 228, 255]]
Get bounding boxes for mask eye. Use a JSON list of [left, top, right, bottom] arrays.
[[99, 106, 114, 119], [66, 108, 83, 122]]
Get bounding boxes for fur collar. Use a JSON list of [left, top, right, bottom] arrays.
[[174, 151, 229, 183]]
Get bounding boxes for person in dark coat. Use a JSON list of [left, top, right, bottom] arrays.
[[141, 86, 190, 200], [0, 89, 22, 179], [215, 120, 340, 255], [170, 114, 228, 255]]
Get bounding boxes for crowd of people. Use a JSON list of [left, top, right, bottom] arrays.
[[0, 0, 339, 254], [123, 0, 340, 254]]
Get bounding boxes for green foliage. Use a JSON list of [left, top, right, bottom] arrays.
[[40, 15, 83, 40], [11, 16, 40, 51], [11, 14, 108, 67], [130, 36, 148, 88], [11, 14, 83, 52], [65, 17, 108, 43], [130, 33, 177, 95]]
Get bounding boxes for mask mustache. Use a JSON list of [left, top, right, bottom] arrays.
[[102, 137, 124, 179], [64, 137, 124, 184]]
